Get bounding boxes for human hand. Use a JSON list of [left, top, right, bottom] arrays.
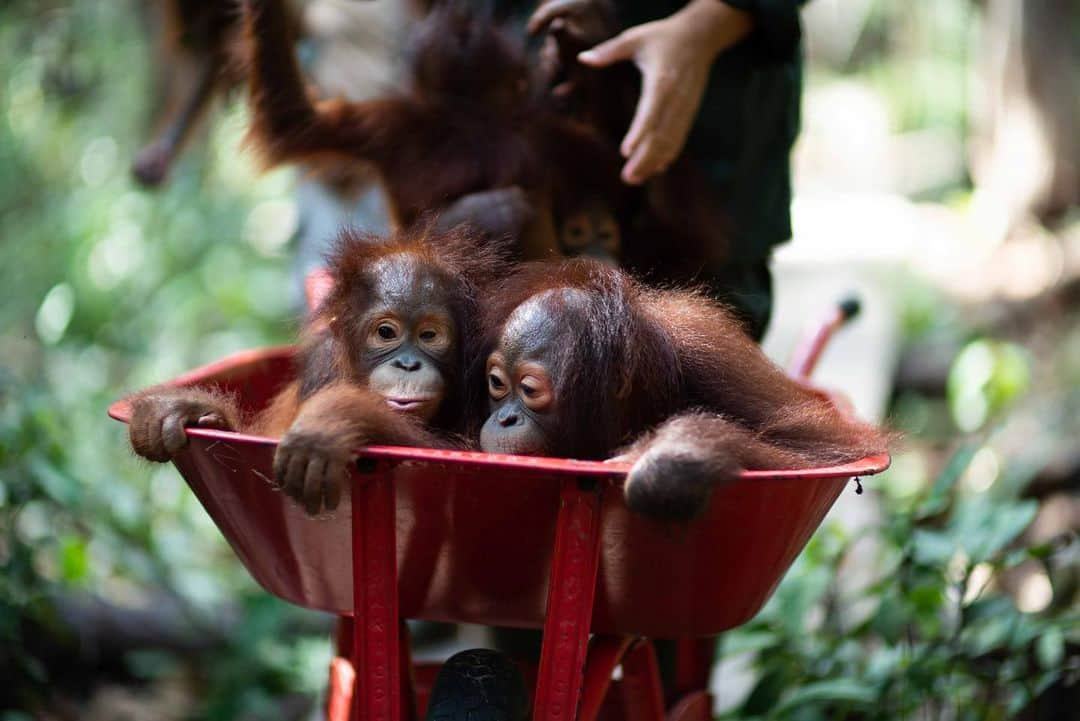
[[533, 0, 752, 185]]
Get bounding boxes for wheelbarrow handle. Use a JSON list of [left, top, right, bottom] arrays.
[[788, 295, 861, 380]]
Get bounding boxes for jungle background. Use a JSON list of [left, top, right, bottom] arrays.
[[0, 1, 1077, 719]]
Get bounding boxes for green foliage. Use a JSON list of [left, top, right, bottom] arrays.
[[947, 340, 1030, 433], [719, 439, 1078, 721], [0, 2, 323, 717]]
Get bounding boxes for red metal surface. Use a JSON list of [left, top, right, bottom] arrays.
[[411, 662, 442, 719], [672, 639, 714, 703], [578, 636, 634, 721], [108, 345, 889, 638], [621, 641, 666, 721], [665, 692, 711, 721], [533, 480, 604, 721], [352, 463, 401, 721]]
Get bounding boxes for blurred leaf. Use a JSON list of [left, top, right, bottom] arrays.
[[740, 667, 788, 717], [774, 679, 877, 714], [947, 340, 1030, 432], [865, 645, 902, 682], [25, 452, 81, 506], [964, 596, 1013, 623], [1035, 627, 1064, 670], [723, 630, 778, 657], [962, 614, 1016, 656], [911, 529, 956, 565], [908, 582, 944, 617], [950, 497, 1038, 563], [57, 535, 88, 583], [1024, 542, 1055, 561], [871, 594, 907, 645], [916, 442, 977, 519], [772, 564, 832, 637]]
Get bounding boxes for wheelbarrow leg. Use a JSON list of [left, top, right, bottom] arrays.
[[533, 478, 605, 721], [672, 639, 714, 703], [663, 639, 714, 721], [352, 460, 401, 721], [327, 617, 416, 721], [621, 640, 667, 721], [578, 636, 634, 721]]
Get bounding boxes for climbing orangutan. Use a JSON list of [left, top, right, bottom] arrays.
[[133, 0, 306, 187], [238, 0, 635, 258]]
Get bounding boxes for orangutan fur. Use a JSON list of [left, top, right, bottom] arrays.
[[129, 224, 506, 514], [477, 259, 891, 521]]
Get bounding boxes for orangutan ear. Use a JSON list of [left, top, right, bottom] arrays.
[[304, 310, 337, 336]]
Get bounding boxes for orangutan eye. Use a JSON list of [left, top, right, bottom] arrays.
[[488, 369, 509, 401], [418, 321, 452, 354], [486, 355, 510, 401], [370, 319, 403, 347], [518, 372, 552, 411]]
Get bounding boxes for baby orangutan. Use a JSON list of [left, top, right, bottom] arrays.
[[478, 259, 891, 522], [129, 225, 498, 514]]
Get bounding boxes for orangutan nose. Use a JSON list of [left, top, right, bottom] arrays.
[[497, 406, 521, 427], [392, 354, 422, 372]]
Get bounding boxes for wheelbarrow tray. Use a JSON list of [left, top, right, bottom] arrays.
[[110, 345, 888, 638]]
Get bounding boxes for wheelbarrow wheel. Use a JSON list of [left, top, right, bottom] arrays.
[[425, 648, 529, 721]]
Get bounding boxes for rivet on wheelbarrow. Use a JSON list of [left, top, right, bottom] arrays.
[[853, 477, 863, 495]]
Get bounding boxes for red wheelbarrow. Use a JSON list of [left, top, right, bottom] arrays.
[[109, 298, 888, 721]]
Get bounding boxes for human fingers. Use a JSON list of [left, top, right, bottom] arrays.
[[622, 89, 689, 183], [624, 69, 707, 182], [620, 67, 666, 161], [623, 115, 689, 184], [623, 134, 668, 184], [577, 26, 642, 67]]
